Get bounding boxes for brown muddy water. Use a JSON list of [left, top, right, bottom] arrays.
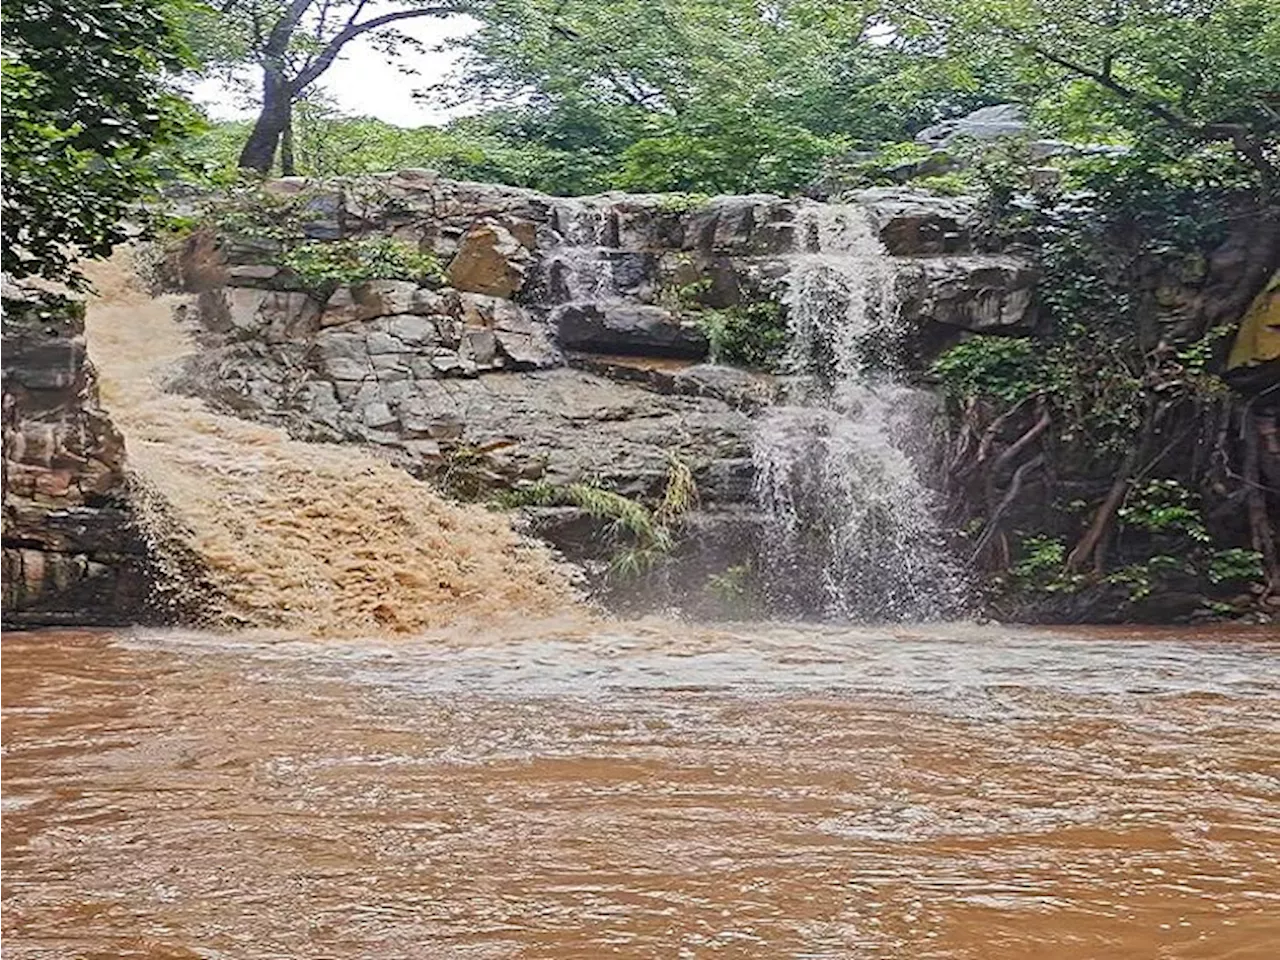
[[3, 622, 1278, 958]]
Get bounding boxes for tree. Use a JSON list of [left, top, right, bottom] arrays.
[[1, 0, 200, 285], [449, 0, 995, 194], [889, 0, 1280, 188], [195, 0, 473, 174]]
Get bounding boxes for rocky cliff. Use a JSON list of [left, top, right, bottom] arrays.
[[1, 287, 155, 625], [156, 173, 1035, 607]]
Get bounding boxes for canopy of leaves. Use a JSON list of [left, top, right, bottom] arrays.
[[180, 0, 1279, 197], [892, 0, 1280, 184], [1, 0, 201, 284]]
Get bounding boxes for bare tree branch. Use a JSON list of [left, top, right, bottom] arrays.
[[293, 4, 467, 92]]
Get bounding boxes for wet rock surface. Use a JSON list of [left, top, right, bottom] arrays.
[[155, 174, 1042, 608], [1, 287, 154, 626]]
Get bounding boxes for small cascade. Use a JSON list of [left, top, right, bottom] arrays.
[[544, 198, 624, 303], [753, 204, 962, 620]]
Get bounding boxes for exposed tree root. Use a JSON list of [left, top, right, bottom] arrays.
[[970, 454, 1045, 566]]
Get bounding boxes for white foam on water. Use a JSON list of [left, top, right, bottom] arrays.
[[754, 204, 963, 620]]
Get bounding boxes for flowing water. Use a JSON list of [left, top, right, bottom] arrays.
[[80, 255, 577, 635], [4, 622, 1279, 958], [754, 205, 960, 620], [8, 249, 1279, 958]]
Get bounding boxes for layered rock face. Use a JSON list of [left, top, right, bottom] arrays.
[[1, 288, 153, 625], [176, 177, 1032, 472], [163, 174, 1036, 596]]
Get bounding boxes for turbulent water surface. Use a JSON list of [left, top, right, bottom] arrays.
[[3, 622, 1278, 958]]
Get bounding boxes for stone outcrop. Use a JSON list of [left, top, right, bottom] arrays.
[[916, 104, 1029, 147], [1, 287, 154, 626], [156, 173, 1041, 601], [446, 217, 536, 298]]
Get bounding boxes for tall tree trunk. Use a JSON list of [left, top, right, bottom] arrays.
[[238, 69, 292, 174], [279, 101, 296, 177]]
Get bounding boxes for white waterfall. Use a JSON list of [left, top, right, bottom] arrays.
[[545, 198, 623, 303], [753, 204, 963, 620]]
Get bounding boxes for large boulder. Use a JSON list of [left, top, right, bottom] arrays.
[[198, 287, 321, 342], [847, 188, 976, 255], [445, 217, 536, 298], [553, 303, 709, 358], [916, 104, 1028, 147], [898, 255, 1038, 333]]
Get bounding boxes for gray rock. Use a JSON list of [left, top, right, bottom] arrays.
[[227, 263, 283, 286], [916, 104, 1028, 147], [554, 303, 709, 358], [312, 330, 373, 381], [199, 287, 320, 342], [683, 196, 800, 256], [321, 280, 422, 326], [385, 313, 438, 346], [847, 189, 977, 255], [366, 331, 406, 355], [670, 364, 779, 409], [460, 328, 498, 367], [361, 401, 397, 430], [898, 255, 1038, 332]]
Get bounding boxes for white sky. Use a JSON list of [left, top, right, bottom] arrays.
[[189, 14, 481, 128]]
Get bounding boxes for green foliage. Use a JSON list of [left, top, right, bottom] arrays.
[[912, 173, 971, 197], [930, 337, 1043, 403], [184, 107, 542, 185], [492, 455, 699, 580], [654, 192, 712, 214], [1003, 478, 1266, 605], [444, 0, 1025, 196], [200, 178, 325, 248], [282, 238, 442, 292], [1006, 536, 1085, 594], [1117, 480, 1211, 543], [1, 0, 202, 285], [1105, 555, 1190, 601], [821, 141, 936, 190], [894, 0, 1280, 188], [696, 301, 790, 371], [948, 147, 1249, 467], [1207, 549, 1265, 585]]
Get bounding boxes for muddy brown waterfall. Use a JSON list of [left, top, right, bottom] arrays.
[[80, 255, 578, 636]]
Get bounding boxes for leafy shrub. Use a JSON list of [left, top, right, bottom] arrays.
[[201, 178, 325, 248], [282, 238, 443, 292], [1006, 536, 1085, 594], [1117, 480, 1210, 542], [697, 301, 790, 371], [1207, 549, 1265, 585], [930, 336, 1044, 403], [491, 455, 698, 580]]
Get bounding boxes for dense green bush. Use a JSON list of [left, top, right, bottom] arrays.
[[2, 0, 201, 284], [696, 302, 790, 371], [282, 239, 442, 292]]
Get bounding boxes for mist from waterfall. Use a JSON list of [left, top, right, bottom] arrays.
[[753, 204, 964, 621]]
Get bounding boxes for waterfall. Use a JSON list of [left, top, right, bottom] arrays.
[[753, 204, 962, 621], [545, 198, 623, 303], [81, 254, 579, 637]]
